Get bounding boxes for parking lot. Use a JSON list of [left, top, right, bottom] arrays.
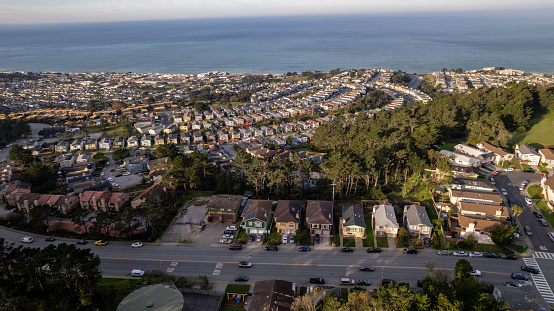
[[161, 201, 209, 242]]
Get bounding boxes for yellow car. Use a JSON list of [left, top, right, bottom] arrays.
[[94, 240, 108, 246]]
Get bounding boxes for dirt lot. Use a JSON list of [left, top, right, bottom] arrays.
[[160, 198, 210, 243]]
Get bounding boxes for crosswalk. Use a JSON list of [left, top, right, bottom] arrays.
[[524, 256, 554, 303], [533, 252, 554, 260]]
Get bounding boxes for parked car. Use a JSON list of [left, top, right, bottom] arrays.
[[533, 211, 543, 218], [238, 261, 252, 268], [229, 244, 242, 250], [131, 242, 143, 248], [403, 248, 417, 254], [298, 246, 311, 252], [381, 279, 397, 286], [470, 270, 481, 276], [511, 273, 529, 280], [289, 236, 295, 244], [314, 234, 320, 244], [131, 269, 145, 277], [367, 247, 382, 253], [521, 266, 540, 274], [525, 198, 533, 205], [226, 226, 237, 231], [500, 188, 508, 195], [359, 266, 375, 271], [220, 238, 232, 244], [339, 278, 355, 285], [224, 230, 235, 235], [110, 168, 115, 172], [45, 237, 56, 242], [505, 281, 520, 288], [265, 245, 278, 251], [256, 235, 262, 242], [356, 279, 372, 286], [502, 254, 517, 260], [282, 235, 288, 244], [417, 280, 423, 287], [234, 275, 249, 282], [524, 226, 533, 236], [340, 247, 354, 253], [492, 171, 501, 176], [490, 178, 496, 185], [437, 250, 452, 256], [222, 234, 235, 239], [115, 174, 122, 177], [538, 171, 548, 176], [94, 240, 108, 246], [249, 235, 255, 242], [21, 237, 34, 243], [539, 219, 549, 226], [199, 223, 206, 231], [76, 240, 88, 245], [453, 251, 468, 257], [505, 167, 515, 172], [485, 252, 501, 258], [309, 278, 325, 284], [523, 168, 535, 173], [469, 252, 483, 257]]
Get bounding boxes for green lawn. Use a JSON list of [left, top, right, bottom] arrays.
[[439, 142, 457, 150], [362, 219, 374, 247], [538, 165, 549, 173], [536, 201, 554, 227], [226, 284, 250, 293], [376, 237, 388, 248], [334, 234, 340, 247], [512, 109, 554, 147], [528, 185, 544, 199], [343, 238, 356, 247]]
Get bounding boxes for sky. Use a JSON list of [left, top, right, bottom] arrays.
[[1, 0, 553, 24]]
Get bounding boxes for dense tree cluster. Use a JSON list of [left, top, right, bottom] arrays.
[[187, 86, 262, 104], [350, 89, 391, 112], [0, 119, 31, 148]]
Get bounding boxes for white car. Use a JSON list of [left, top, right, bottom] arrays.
[[469, 252, 483, 257], [289, 236, 295, 244], [222, 234, 234, 239], [226, 226, 237, 231], [453, 251, 468, 257], [21, 237, 34, 243], [123, 172, 131, 176], [525, 198, 533, 205], [505, 167, 515, 172], [470, 270, 481, 276], [107, 178, 113, 181], [220, 238, 232, 244], [112, 183, 119, 187], [282, 235, 288, 244], [501, 188, 508, 195], [490, 178, 495, 185], [131, 242, 143, 248]]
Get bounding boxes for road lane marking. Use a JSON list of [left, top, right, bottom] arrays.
[[99, 256, 511, 275], [523, 257, 554, 303], [534, 252, 554, 260], [171, 262, 178, 266], [167, 268, 174, 273], [213, 269, 221, 275]]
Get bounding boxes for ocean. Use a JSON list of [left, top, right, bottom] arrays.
[[1, 10, 554, 74]]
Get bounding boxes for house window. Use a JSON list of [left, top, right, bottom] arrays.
[[289, 223, 295, 228], [280, 222, 286, 227], [249, 221, 253, 226], [255, 221, 262, 228], [227, 209, 232, 212], [312, 224, 319, 229], [322, 225, 328, 229]]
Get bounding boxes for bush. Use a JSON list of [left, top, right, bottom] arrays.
[[175, 277, 191, 288], [198, 275, 209, 290]]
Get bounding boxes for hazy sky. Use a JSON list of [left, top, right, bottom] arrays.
[[1, 0, 553, 24]]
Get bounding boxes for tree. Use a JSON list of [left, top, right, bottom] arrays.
[[397, 227, 409, 248], [319, 293, 342, 311], [71, 209, 91, 237], [8, 144, 34, 166], [511, 205, 523, 219], [368, 284, 414, 310], [454, 259, 473, 279], [490, 224, 517, 247], [112, 147, 129, 163], [19, 162, 58, 194], [153, 142, 178, 159], [291, 287, 326, 311]]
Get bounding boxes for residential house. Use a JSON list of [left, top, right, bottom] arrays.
[[340, 205, 366, 238], [207, 194, 244, 223], [55, 140, 69, 153], [448, 189, 503, 205], [70, 139, 84, 152], [217, 130, 229, 142], [124, 156, 148, 171], [141, 135, 152, 147], [179, 132, 191, 145], [127, 136, 140, 148], [248, 280, 294, 311], [372, 204, 398, 238], [539, 149, 554, 168], [4, 181, 32, 206], [451, 178, 495, 193], [305, 200, 333, 236], [451, 214, 508, 235], [148, 125, 164, 136], [453, 144, 491, 163], [439, 150, 482, 167], [476, 142, 514, 164], [274, 200, 302, 235], [79, 191, 130, 212], [514, 144, 541, 165], [75, 153, 92, 166], [168, 134, 178, 145], [84, 139, 98, 150], [98, 138, 112, 150], [16, 193, 78, 214], [457, 201, 509, 221], [130, 179, 166, 208], [57, 153, 76, 168], [240, 199, 273, 235], [193, 132, 204, 143], [205, 131, 216, 142], [113, 137, 125, 148], [542, 178, 554, 206], [154, 134, 165, 145], [403, 204, 433, 239]]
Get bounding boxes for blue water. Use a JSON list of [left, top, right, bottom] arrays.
[[1, 10, 554, 74]]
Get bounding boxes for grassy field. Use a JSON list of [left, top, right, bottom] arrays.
[[226, 284, 250, 293], [512, 109, 554, 147], [376, 237, 388, 248], [95, 278, 141, 309], [362, 219, 374, 247], [343, 238, 356, 247], [536, 201, 554, 227], [528, 185, 544, 200], [439, 142, 457, 150]]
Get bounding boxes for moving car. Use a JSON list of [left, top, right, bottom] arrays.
[[309, 278, 325, 284], [453, 251, 468, 257], [340, 278, 355, 285], [229, 244, 242, 250], [502, 254, 517, 260], [525, 198, 533, 205], [539, 219, 549, 226], [76, 240, 88, 245], [298, 246, 311, 252], [94, 240, 108, 246], [403, 248, 417, 254], [521, 266, 540, 274], [470, 270, 481, 276], [45, 237, 56, 242], [340, 247, 354, 253], [131, 269, 145, 277], [511, 273, 529, 280], [238, 261, 252, 268], [234, 275, 249, 282], [131, 242, 143, 248], [265, 245, 278, 251], [356, 279, 372, 286], [469, 252, 483, 257], [500, 188, 508, 195], [524, 226, 533, 236], [359, 266, 375, 271], [367, 247, 382, 253], [21, 237, 34, 243]]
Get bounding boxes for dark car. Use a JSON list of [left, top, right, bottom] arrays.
[[340, 248, 354, 253], [45, 237, 56, 242], [523, 168, 535, 173], [521, 266, 540, 274], [314, 234, 320, 244], [403, 248, 417, 254], [249, 235, 255, 242], [110, 168, 115, 172], [533, 211, 543, 218], [502, 254, 517, 260], [511, 272, 529, 280], [539, 219, 549, 226], [381, 279, 397, 286], [417, 280, 423, 287], [234, 275, 249, 282], [224, 230, 235, 235], [265, 245, 278, 251], [309, 278, 326, 284], [483, 252, 500, 258], [298, 246, 311, 252], [356, 279, 372, 286], [115, 174, 122, 177], [367, 247, 382, 253], [228, 244, 242, 250], [76, 240, 88, 245], [359, 266, 375, 271]]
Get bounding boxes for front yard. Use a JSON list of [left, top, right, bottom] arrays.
[[528, 185, 544, 200], [362, 218, 374, 247], [376, 237, 388, 248]]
